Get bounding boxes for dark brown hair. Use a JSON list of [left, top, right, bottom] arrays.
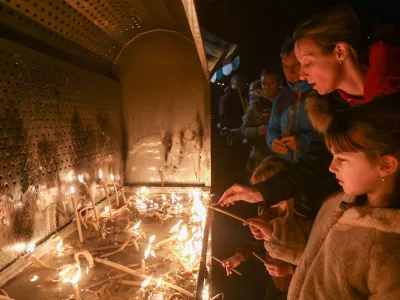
[[293, 5, 361, 60], [250, 155, 290, 184], [280, 37, 295, 57], [325, 92, 400, 161]]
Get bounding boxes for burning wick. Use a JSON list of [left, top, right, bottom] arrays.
[[141, 244, 151, 273], [110, 174, 120, 207], [56, 240, 64, 256], [139, 276, 152, 300], [132, 220, 142, 237], [202, 284, 210, 300], [99, 169, 113, 221], [26, 243, 55, 270], [78, 175, 100, 229], [64, 264, 81, 300], [70, 186, 84, 243]]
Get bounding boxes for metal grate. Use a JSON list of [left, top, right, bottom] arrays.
[[0, 36, 122, 270]]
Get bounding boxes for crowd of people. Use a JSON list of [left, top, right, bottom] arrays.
[[215, 5, 400, 300]]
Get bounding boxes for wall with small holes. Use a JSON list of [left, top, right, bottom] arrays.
[[0, 36, 122, 271]]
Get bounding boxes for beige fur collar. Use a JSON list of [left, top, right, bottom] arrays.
[[305, 90, 333, 133], [338, 205, 400, 234]]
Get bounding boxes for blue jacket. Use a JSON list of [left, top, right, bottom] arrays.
[[267, 81, 315, 162]]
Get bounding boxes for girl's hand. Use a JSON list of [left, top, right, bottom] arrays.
[[245, 218, 273, 241], [264, 262, 294, 277], [222, 253, 242, 276]]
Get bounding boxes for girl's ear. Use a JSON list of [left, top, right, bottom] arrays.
[[379, 155, 399, 178]]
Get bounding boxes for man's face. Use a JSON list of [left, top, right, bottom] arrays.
[[282, 52, 300, 83]]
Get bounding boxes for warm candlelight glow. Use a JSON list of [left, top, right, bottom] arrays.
[[27, 242, 35, 254], [161, 194, 166, 201], [70, 186, 75, 194], [99, 168, 103, 180], [110, 174, 114, 182], [144, 245, 151, 259], [78, 175, 84, 183], [64, 264, 81, 285], [141, 276, 152, 288], [178, 225, 188, 241], [14, 242, 26, 252], [156, 277, 163, 288], [170, 219, 183, 234], [104, 206, 110, 214], [56, 240, 63, 252], [58, 265, 73, 278], [149, 235, 156, 244], [30, 275, 39, 282], [202, 284, 210, 300], [66, 172, 73, 183], [132, 220, 142, 231]]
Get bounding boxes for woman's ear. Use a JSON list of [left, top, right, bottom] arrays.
[[379, 155, 399, 178], [334, 43, 349, 63]]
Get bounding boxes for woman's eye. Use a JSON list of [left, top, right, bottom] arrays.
[[336, 157, 346, 162]]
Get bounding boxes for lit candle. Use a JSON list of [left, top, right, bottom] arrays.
[[141, 244, 151, 273], [110, 174, 120, 207], [78, 175, 100, 229], [64, 264, 81, 300], [139, 276, 152, 300], [99, 169, 112, 221], [26, 243, 55, 270], [132, 220, 142, 237], [56, 240, 64, 256], [70, 186, 84, 243], [149, 277, 164, 300], [202, 284, 210, 300]]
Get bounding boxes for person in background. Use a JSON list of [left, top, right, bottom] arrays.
[[260, 69, 282, 101], [218, 74, 248, 129], [267, 38, 315, 162], [288, 92, 400, 299], [218, 5, 400, 219]]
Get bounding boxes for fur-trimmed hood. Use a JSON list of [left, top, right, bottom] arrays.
[[305, 90, 350, 133], [305, 91, 334, 133]]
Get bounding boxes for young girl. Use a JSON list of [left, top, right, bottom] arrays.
[[222, 156, 313, 299], [288, 92, 400, 299]]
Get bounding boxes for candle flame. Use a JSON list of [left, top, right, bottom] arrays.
[[170, 219, 183, 234], [132, 220, 141, 231], [110, 174, 114, 181], [70, 186, 75, 194], [144, 245, 151, 259], [176, 196, 182, 201], [104, 206, 110, 214], [151, 250, 156, 257], [64, 264, 81, 285], [58, 265, 73, 278], [66, 171, 73, 183], [141, 276, 152, 288], [202, 284, 210, 300], [30, 275, 39, 282], [99, 169, 103, 180], [178, 225, 188, 241], [161, 194, 166, 201], [56, 240, 63, 252], [27, 242, 35, 254], [14, 243, 26, 251], [148, 235, 156, 244], [156, 277, 163, 288]]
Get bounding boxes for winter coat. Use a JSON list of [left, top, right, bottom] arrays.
[[288, 192, 400, 300], [267, 84, 315, 162]]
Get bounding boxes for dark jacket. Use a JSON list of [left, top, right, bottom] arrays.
[[218, 87, 246, 129], [254, 90, 349, 217], [267, 84, 315, 162]]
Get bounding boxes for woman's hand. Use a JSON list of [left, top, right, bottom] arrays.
[[245, 218, 273, 241], [264, 262, 294, 277], [222, 253, 243, 276], [218, 184, 264, 207]]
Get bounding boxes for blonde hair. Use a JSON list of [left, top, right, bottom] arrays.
[[250, 155, 290, 185]]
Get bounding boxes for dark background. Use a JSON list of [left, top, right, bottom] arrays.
[[196, 0, 399, 82]]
